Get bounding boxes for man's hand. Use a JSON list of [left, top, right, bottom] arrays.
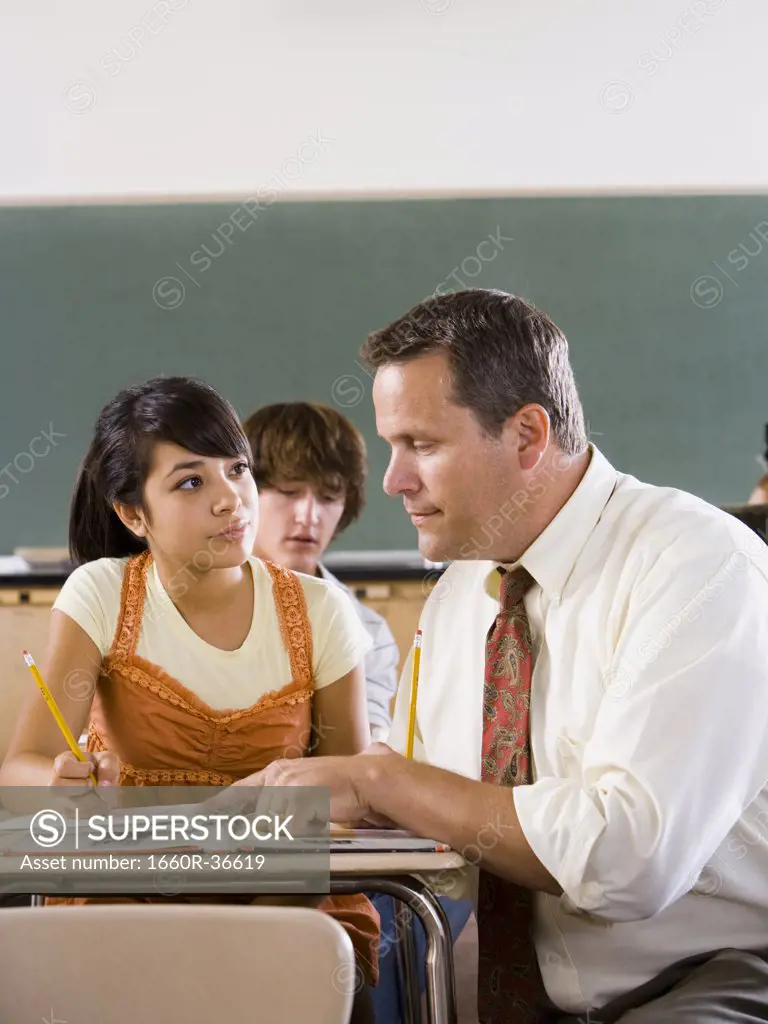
[[214, 743, 560, 894], [232, 753, 374, 825], [204, 745, 401, 828]]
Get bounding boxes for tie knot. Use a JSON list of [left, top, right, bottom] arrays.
[[498, 566, 534, 609]]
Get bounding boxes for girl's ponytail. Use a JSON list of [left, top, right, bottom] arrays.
[[68, 446, 145, 567]]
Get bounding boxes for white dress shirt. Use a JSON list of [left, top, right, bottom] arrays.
[[388, 445, 768, 1014]]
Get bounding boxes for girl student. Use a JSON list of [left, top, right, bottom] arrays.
[[0, 376, 380, 1010]]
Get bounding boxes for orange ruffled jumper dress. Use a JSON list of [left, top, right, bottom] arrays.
[[47, 551, 379, 986]]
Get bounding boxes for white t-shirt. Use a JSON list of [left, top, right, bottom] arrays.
[[53, 556, 372, 711]]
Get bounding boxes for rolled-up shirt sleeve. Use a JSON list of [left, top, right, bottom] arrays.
[[513, 540, 768, 923]]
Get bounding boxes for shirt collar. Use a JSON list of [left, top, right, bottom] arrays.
[[484, 445, 618, 603], [317, 563, 341, 587]]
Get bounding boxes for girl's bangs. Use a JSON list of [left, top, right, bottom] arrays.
[[149, 388, 251, 464]]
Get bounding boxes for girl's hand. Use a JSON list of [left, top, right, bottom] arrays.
[[51, 750, 120, 787]]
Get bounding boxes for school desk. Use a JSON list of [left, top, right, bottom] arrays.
[[5, 846, 465, 1024], [330, 848, 465, 1024]]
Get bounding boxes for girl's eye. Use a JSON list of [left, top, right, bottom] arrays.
[[231, 461, 250, 476], [177, 476, 202, 490], [413, 444, 432, 454], [277, 488, 297, 497]]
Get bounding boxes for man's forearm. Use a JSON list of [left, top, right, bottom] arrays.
[[356, 751, 562, 896]]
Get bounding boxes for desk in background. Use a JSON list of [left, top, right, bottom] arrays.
[[324, 550, 442, 676], [0, 585, 61, 761]]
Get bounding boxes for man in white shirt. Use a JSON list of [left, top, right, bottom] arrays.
[[241, 290, 768, 1023]]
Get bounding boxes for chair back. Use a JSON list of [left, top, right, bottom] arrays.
[[0, 904, 356, 1023]]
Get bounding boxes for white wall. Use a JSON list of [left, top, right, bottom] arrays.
[[1, 0, 766, 201]]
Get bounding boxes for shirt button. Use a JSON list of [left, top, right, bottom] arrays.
[[546, 952, 561, 966]]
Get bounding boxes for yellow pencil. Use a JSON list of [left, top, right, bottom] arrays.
[[405, 629, 423, 760], [22, 650, 99, 787]]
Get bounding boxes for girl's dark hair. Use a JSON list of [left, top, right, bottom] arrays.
[[70, 376, 251, 566]]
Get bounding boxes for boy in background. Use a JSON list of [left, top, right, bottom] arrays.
[[243, 401, 398, 739]]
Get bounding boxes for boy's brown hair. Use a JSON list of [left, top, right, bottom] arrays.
[[242, 402, 367, 533]]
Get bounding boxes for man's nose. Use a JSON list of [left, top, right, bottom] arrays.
[[383, 454, 417, 497]]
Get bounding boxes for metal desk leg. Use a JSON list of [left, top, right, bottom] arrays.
[[30, 895, 44, 907], [394, 903, 421, 1024], [331, 875, 457, 1024]]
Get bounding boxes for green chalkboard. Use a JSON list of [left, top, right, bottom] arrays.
[[0, 195, 766, 553]]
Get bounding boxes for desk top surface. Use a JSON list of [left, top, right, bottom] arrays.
[[329, 850, 465, 875], [0, 551, 446, 586], [0, 850, 465, 873]]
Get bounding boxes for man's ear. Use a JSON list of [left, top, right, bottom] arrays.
[[113, 502, 148, 539], [502, 404, 550, 471]]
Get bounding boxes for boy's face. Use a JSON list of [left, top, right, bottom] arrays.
[[254, 480, 346, 575]]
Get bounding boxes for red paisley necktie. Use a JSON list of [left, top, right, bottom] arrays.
[[477, 566, 546, 1024]]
